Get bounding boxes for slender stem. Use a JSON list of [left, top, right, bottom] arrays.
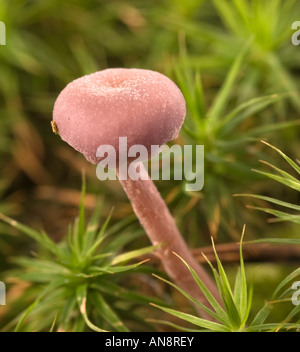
[[118, 162, 222, 318]]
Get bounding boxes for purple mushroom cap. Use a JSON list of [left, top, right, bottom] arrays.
[[53, 68, 186, 164]]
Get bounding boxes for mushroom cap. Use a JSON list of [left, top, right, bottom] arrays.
[[53, 68, 186, 164]]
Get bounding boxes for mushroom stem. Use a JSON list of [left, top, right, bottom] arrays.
[[118, 162, 221, 317]]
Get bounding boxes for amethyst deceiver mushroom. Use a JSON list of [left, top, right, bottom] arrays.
[[52, 68, 221, 316]]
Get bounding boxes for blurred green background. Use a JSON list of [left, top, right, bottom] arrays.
[[0, 0, 299, 331]]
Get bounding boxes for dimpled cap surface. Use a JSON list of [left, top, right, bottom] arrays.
[[53, 68, 186, 164]]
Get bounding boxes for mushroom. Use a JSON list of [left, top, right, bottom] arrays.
[[52, 68, 221, 316]]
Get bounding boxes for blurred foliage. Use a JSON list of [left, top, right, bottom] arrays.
[[0, 182, 166, 332], [152, 231, 300, 331], [238, 141, 300, 226], [168, 44, 299, 243], [0, 0, 299, 331], [175, 0, 300, 111]]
